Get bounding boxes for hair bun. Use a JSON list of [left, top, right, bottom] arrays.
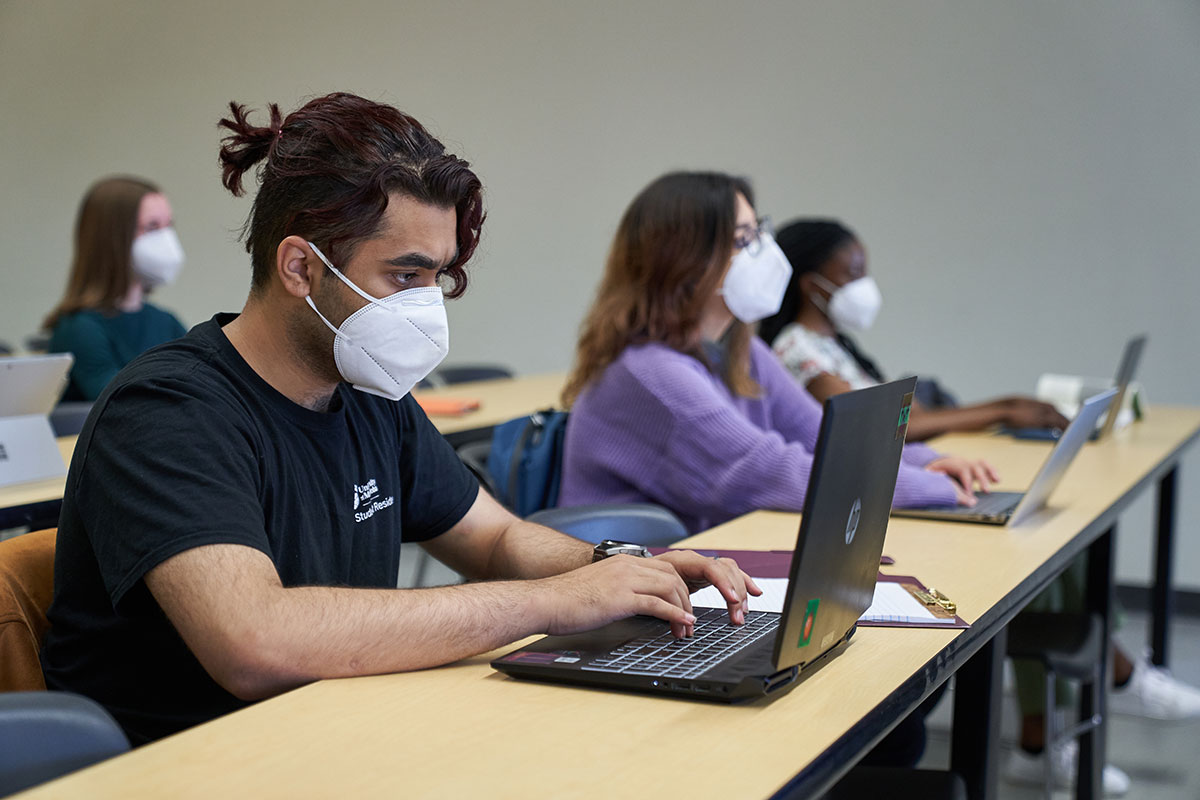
[[217, 101, 283, 197]]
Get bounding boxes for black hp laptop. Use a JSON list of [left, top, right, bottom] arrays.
[[491, 377, 917, 702], [1008, 335, 1146, 441], [893, 388, 1117, 527]]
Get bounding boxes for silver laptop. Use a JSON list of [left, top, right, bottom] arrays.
[[1009, 335, 1146, 441], [0, 354, 73, 487], [893, 388, 1117, 526]]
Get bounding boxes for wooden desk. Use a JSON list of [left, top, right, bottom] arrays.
[[0, 374, 566, 529], [931, 410, 1194, 668], [0, 436, 74, 529], [15, 408, 1200, 800], [413, 372, 565, 445]]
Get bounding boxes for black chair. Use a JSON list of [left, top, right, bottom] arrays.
[[426, 364, 514, 387], [50, 402, 93, 437], [0, 691, 130, 795], [23, 333, 50, 354], [525, 503, 688, 547], [1005, 612, 1105, 800], [455, 438, 499, 499]]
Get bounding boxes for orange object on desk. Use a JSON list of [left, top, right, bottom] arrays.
[[415, 396, 481, 416]]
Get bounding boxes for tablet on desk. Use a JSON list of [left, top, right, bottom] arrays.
[[0, 354, 73, 487]]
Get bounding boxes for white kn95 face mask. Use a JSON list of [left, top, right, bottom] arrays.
[[719, 232, 793, 324], [811, 274, 883, 332], [305, 241, 449, 401], [131, 227, 185, 288]]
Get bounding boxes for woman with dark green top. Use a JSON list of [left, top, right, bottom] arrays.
[[43, 176, 187, 400]]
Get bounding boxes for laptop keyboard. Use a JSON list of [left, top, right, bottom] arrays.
[[580, 607, 780, 680], [970, 492, 1021, 516]]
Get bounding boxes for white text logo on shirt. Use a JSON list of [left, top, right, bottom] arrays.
[[352, 478, 395, 523]]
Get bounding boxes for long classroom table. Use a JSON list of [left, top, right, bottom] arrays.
[[0, 436, 76, 529], [412, 371, 565, 445], [0, 373, 567, 529], [16, 406, 1199, 800]]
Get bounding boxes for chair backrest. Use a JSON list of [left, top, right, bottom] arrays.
[[50, 402, 93, 437], [525, 503, 688, 547], [0, 691, 130, 795], [0, 528, 56, 692], [455, 439, 500, 499], [433, 364, 515, 386]]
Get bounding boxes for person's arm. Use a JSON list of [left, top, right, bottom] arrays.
[[145, 488, 758, 702], [804, 372, 854, 404], [903, 397, 1070, 442]]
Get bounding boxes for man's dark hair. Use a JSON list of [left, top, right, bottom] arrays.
[[217, 92, 485, 296]]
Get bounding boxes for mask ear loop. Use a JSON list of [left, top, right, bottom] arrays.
[[304, 241, 386, 345], [307, 242, 390, 309], [305, 295, 348, 341], [808, 272, 839, 316]]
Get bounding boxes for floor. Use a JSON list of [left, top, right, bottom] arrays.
[[919, 612, 1200, 799]]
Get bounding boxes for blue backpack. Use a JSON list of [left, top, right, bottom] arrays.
[[486, 409, 569, 517]]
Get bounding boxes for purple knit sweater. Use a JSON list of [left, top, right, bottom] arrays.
[[559, 338, 958, 534]]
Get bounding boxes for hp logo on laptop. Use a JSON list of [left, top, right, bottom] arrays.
[[845, 498, 862, 545]]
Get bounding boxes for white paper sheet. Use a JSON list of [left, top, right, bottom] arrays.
[[860, 581, 957, 625], [692, 578, 957, 625], [690, 577, 788, 612]]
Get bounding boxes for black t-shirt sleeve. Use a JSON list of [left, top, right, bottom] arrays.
[[74, 376, 269, 607], [395, 396, 479, 542]]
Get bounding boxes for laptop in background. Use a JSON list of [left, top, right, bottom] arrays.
[[492, 377, 917, 702], [0, 354, 73, 487], [893, 388, 1117, 526], [1009, 335, 1146, 441]]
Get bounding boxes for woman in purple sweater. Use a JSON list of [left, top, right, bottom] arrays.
[[559, 172, 992, 535]]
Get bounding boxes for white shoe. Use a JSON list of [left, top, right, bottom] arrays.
[[1109, 652, 1200, 721], [1004, 740, 1131, 796]]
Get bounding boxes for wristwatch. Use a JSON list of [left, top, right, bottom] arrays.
[[592, 539, 652, 562]]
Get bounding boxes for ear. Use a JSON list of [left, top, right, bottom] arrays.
[[275, 236, 318, 300]]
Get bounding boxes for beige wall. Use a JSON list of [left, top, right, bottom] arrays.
[[2, 0, 1198, 588]]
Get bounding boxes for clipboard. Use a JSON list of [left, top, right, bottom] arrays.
[[863, 574, 969, 629], [657, 548, 968, 630]]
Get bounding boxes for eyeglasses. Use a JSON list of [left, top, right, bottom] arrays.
[[734, 216, 773, 257]]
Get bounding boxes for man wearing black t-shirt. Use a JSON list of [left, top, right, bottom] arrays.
[[40, 94, 758, 745]]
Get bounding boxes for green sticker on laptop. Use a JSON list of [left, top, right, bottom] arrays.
[[797, 598, 820, 647], [896, 391, 914, 440]]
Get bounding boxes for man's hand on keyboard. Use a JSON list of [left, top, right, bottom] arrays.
[[651, 551, 762, 626], [538, 555, 700, 639]]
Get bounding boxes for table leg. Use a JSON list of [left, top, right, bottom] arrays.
[[1152, 467, 1177, 667], [951, 627, 1005, 800], [1077, 525, 1114, 800]]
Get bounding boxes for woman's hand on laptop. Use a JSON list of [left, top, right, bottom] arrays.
[[925, 455, 1000, 506], [652, 551, 762, 627], [995, 396, 1071, 430]]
